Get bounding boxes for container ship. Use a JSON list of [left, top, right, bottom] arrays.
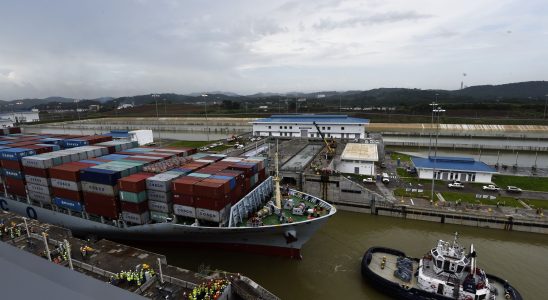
[[0, 128, 336, 258]]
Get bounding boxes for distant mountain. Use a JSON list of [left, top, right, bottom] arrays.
[[453, 81, 548, 99], [187, 91, 240, 97]]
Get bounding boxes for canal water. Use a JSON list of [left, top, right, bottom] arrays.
[[138, 211, 547, 299]]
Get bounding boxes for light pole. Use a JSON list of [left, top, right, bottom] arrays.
[[202, 94, 209, 142], [431, 106, 445, 201], [163, 98, 167, 116], [544, 94, 548, 119], [114, 100, 118, 118], [152, 94, 161, 146], [428, 94, 438, 156]]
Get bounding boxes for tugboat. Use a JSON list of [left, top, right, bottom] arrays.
[[361, 233, 522, 300]]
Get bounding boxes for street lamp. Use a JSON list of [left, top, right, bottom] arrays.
[[152, 94, 161, 146], [544, 94, 548, 119], [202, 94, 209, 142], [430, 106, 445, 201], [428, 94, 438, 156], [163, 98, 167, 116]]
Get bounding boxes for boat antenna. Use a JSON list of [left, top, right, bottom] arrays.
[[274, 139, 282, 209]]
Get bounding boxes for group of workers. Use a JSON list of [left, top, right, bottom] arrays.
[[0, 221, 22, 240], [110, 264, 155, 287], [186, 278, 229, 300]]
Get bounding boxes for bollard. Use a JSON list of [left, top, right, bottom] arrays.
[[42, 232, 51, 261]]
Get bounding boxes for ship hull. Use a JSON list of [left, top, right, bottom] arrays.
[[0, 196, 332, 258], [361, 247, 523, 300]]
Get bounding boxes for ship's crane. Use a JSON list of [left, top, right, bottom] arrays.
[[312, 121, 336, 159]]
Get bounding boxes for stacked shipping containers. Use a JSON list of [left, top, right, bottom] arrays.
[[119, 173, 154, 224]]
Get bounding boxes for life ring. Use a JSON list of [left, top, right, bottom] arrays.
[[505, 293, 511, 299]]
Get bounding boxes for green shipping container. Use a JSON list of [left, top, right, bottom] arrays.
[[120, 191, 147, 203], [150, 211, 170, 222]]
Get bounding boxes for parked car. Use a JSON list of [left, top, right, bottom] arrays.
[[506, 186, 522, 193], [381, 173, 390, 184], [448, 181, 464, 189], [482, 184, 500, 191], [362, 177, 375, 183]]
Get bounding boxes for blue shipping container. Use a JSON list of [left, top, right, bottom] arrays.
[[62, 139, 89, 148], [78, 160, 106, 165], [0, 148, 36, 160], [53, 197, 83, 212], [100, 154, 130, 160], [80, 168, 121, 185], [211, 175, 236, 190], [3, 168, 24, 180]]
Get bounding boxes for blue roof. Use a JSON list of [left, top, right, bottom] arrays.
[[411, 156, 496, 173], [105, 130, 129, 138], [253, 114, 369, 124]]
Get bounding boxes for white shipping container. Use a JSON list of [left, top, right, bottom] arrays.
[[128, 129, 154, 146], [173, 204, 196, 218], [27, 183, 52, 195], [122, 211, 150, 225], [148, 200, 172, 213], [51, 178, 82, 191], [82, 181, 118, 196], [146, 190, 172, 203], [28, 191, 52, 204], [196, 208, 221, 222], [146, 174, 180, 192], [25, 175, 51, 187], [21, 156, 54, 169]]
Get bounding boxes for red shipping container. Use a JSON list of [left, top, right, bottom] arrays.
[[172, 176, 203, 195], [194, 196, 230, 210], [23, 166, 50, 177], [49, 162, 95, 181], [193, 179, 230, 199], [8, 127, 21, 134], [83, 192, 120, 219], [6, 141, 38, 147], [229, 184, 244, 204], [52, 187, 84, 202], [120, 201, 149, 214], [258, 168, 267, 182], [118, 173, 155, 192], [1, 160, 23, 170], [172, 193, 194, 206], [20, 144, 53, 154], [7, 186, 26, 197], [228, 165, 254, 177]]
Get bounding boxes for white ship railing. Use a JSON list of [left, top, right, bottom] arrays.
[[228, 177, 273, 227]]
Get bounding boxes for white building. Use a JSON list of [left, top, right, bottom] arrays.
[[336, 143, 378, 175], [0, 110, 40, 124], [411, 156, 497, 183], [251, 114, 369, 139]]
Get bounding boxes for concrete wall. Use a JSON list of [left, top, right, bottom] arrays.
[[253, 123, 364, 139], [337, 160, 375, 176]]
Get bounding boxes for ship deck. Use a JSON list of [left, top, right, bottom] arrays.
[[239, 195, 329, 227], [368, 252, 420, 288]]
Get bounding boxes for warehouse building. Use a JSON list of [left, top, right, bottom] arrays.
[[336, 143, 378, 176], [251, 114, 369, 139], [411, 156, 497, 183]]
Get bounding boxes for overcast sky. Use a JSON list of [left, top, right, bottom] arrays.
[[0, 0, 547, 99]]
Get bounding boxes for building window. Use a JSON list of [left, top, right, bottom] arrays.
[[289, 126, 292, 129], [341, 127, 345, 130], [322, 126, 325, 130], [279, 126, 282, 129], [328, 127, 331, 130], [284, 126, 287, 129], [268, 126, 271, 129]]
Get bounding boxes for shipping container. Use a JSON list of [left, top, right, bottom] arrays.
[[83, 192, 120, 219], [81, 181, 118, 196], [146, 173, 181, 192], [52, 187, 83, 202], [80, 168, 122, 185], [27, 183, 52, 195], [119, 190, 147, 203], [122, 211, 150, 225], [25, 175, 51, 186], [150, 211, 170, 223], [3, 168, 24, 180], [1, 159, 23, 170], [193, 178, 231, 199], [28, 191, 53, 204], [148, 200, 172, 213], [194, 196, 231, 211], [51, 178, 82, 191], [53, 197, 84, 212], [118, 172, 154, 192], [22, 166, 49, 177], [120, 201, 149, 214], [146, 190, 172, 203], [172, 193, 194, 206], [173, 204, 196, 218], [196, 205, 230, 223]]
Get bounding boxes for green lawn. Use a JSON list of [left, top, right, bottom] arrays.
[[394, 187, 431, 200], [492, 174, 548, 192], [441, 191, 522, 207], [208, 144, 234, 152], [166, 140, 210, 148], [523, 199, 548, 209], [390, 152, 413, 163]]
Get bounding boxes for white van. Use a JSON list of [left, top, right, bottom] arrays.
[[381, 172, 390, 184]]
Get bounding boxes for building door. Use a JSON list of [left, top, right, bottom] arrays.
[[301, 129, 308, 138], [355, 133, 359, 139], [354, 167, 359, 174]]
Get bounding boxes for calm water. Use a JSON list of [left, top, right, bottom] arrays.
[[138, 211, 547, 300]]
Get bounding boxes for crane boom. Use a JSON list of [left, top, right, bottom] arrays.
[[313, 121, 335, 155]]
